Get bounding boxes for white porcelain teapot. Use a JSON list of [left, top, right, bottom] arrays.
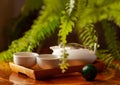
[[50, 43, 97, 65]]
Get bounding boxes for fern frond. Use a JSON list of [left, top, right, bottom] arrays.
[[74, 0, 120, 50], [58, 0, 76, 72], [101, 20, 120, 59], [58, 0, 76, 44], [97, 50, 120, 70], [29, 15, 60, 47], [0, 0, 67, 62], [76, 24, 97, 50], [67, 0, 75, 15], [1, 16, 60, 62], [75, 0, 120, 28], [59, 15, 74, 44]]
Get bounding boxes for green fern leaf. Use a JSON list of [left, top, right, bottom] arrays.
[[59, 15, 74, 44], [77, 24, 97, 50], [0, 0, 67, 62], [101, 20, 120, 59]]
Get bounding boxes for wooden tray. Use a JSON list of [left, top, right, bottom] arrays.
[[9, 60, 105, 80]]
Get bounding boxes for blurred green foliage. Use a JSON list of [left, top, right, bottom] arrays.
[[1, 0, 120, 71]]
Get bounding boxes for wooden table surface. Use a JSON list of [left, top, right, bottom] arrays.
[[0, 62, 120, 85]]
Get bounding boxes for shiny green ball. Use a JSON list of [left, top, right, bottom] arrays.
[[81, 64, 97, 81]]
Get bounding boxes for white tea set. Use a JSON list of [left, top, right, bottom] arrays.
[[13, 43, 97, 69]]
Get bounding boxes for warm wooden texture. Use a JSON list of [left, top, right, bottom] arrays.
[[7, 68, 120, 85], [0, 66, 120, 84], [9, 60, 104, 80], [1, 60, 120, 85]]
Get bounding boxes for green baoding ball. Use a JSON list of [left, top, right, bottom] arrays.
[[81, 64, 97, 81]]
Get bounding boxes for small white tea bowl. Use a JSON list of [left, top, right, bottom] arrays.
[[13, 52, 39, 68], [36, 54, 60, 69]]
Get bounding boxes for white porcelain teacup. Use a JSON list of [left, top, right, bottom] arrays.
[[13, 52, 39, 68], [36, 54, 60, 69]]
